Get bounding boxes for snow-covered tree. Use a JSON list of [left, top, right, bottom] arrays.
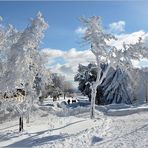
[[51, 73, 74, 100], [62, 80, 74, 99], [74, 63, 97, 101], [0, 12, 48, 130], [102, 66, 131, 104], [0, 23, 21, 82], [35, 68, 53, 104], [80, 16, 148, 119], [75, 63, 131, 104], [81, 16, 117, 118]]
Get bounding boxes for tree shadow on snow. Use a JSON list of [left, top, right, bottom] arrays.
[[0, 123, 18, 131], [5, 119, 85, 147], [6, 134, 66, 147], [67, 102, 90, 108], [0, 130, 22, 142], [29, 119, 85, 135]]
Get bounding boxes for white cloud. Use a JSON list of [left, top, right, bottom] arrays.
[[59, 65, 74, 74], [109, 21, 125, 34], [42, 30, 148, 84], [108, 30, 147, 49], [41, 48, 95, 65], [108, 30, 148, 67], [41, 48, 64, 58], [41, 48, 95, 83], [75, 27, 87, 34]]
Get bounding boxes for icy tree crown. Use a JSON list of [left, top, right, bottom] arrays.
[[0, 12, 48, 92], [81, 16, 116, 59], [19, 11, 48, 50]]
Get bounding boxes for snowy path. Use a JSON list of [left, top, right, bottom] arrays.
[[0, 107, 108, 148], [95, 112, 148, 148], [1, 104, 148, 148]]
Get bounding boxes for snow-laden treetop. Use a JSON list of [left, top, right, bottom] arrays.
[[0, 12, 48, 92]]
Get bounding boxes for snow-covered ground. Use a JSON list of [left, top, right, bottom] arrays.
[[1, 97, 148, 148]]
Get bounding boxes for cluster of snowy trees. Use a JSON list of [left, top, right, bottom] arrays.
[[38, 73, 74, 103], [0, 12, 147, 122], [75, 63, 148, 105], [129, 67, 148, 103], [51, 73, 74, 100], [0, 12, 75, 130], [78, 16, 148, 118], [75, 63, 131, 105]]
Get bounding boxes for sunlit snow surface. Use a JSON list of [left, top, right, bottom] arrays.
[[0, 97, 148, 148]]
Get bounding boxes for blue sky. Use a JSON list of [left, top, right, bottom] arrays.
[[0, 1, 148, 50], [0, 1, 148, 82]]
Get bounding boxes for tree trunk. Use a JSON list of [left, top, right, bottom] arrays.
[[90, 57, 101, 119], [19, 116, 23, 132], [19, 117, 21, 132], [21, 116, 23, 130], [90, 83, 97, 119]]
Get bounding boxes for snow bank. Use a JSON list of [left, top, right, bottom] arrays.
[[55, 101, 148, 117], [94, 103, 148, 116], [56, 106, 90, 117], [107, 105, 148, 116], [93, 103, 148, 116]]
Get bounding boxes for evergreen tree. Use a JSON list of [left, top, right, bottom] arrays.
[[102, 67, 131, 104], [75, 63, 132, 105]]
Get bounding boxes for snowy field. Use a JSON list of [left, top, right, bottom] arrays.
[[1, 97, 148, 148]]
